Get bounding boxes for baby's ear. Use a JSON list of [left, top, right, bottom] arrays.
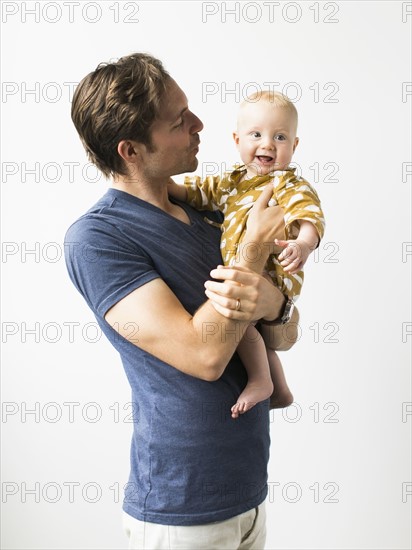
[[232, 131, 240, 147], [293, 136, 299, 153]]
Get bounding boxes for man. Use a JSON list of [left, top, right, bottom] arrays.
[[65, 52, 298, 549]]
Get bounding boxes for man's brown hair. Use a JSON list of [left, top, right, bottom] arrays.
[[71, 53, 170, 178]]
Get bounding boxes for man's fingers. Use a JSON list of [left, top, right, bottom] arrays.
[[209, 265, 259, 287], [205, 288, 240, 310], [208, 300, 249, 320], [253, 183, 274, 208], [210, 265, 250, 275], [205, 288, 252, 318], [204, 280, 244, 300]]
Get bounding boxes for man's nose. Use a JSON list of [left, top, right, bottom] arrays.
[[190, 112, 204, 133]]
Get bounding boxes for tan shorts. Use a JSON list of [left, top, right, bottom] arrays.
[[122, 501, 266, 550]]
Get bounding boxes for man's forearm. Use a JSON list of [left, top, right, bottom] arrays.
[[233, 230, 287, 323], [235, 200, 286, 274], [190, 300, 251, 380], [190, 188, 289, 374]]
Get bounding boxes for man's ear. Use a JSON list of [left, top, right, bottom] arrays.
[[117, 139, 141, 164], [117, 140, 144, 181], [232, 131, 240, 148], [293, 137, 299, 153]]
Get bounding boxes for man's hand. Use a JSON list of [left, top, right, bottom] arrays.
[[230, 183, 286, 276], [204, 184, 288, 324], [204, 264, 285, 322], [245, 184, 286, 254]]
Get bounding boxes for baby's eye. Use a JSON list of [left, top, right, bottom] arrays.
[[275, 134, 286, 141], [251, 131, 261, 138]]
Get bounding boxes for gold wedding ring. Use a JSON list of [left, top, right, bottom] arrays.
[[235, 298, 241, 311]]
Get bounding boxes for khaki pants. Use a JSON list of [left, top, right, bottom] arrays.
[[123, 502, 266, 550]]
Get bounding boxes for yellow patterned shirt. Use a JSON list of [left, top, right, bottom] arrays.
[[184, 166, 325, 301]]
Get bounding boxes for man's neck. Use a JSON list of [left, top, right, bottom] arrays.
[[112, 177, 190, 224], [113, 175, 168, 207]]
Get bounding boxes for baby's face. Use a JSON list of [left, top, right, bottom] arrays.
[[233, 100, 299, 178]]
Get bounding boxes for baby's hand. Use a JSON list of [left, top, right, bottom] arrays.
[[274, 238, 312, 274], [167, 178, 188, 201]]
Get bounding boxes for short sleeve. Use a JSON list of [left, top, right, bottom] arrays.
[[64, 217, 159, 319], [184, 175, 222, 211], [274, 173, 326, 241]]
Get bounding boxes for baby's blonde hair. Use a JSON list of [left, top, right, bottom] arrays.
[[240, 90, 298, 130]]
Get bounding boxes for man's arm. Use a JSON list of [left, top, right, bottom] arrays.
[[105, 184, 286, 381], [204, 185, 300, 341], [105, 268, 282, 381], [208, 184, 289, 323]]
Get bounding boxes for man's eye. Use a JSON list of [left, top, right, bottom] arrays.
[[174, 119, 184, 128]]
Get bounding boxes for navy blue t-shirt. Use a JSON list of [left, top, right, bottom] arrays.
[[64, 188, 270, 525]]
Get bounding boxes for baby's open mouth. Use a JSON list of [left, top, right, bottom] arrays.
[[256, 155, 274, 163]]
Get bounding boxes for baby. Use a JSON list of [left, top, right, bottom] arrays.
[[168, 91, 325, 418]]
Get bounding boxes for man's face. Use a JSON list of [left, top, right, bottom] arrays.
[[138, 79, 203, 181], [233, 100, 299, 178]]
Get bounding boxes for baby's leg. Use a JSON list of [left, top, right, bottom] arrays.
[[260, 323, 295, 409], [260, 317, 300, 352], [232, 324, 274, 419], [266, 349, 294, 409]]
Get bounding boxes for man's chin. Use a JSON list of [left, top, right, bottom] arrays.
[[188, 155, 199, 171], [173, 159, 199, 176]]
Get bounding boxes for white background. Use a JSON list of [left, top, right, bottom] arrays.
[[1, 1, 411, 549]]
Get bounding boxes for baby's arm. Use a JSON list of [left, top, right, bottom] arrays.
[[168, 175, 223, 212], [168, 178, 188, 202], [275, 221, 320, 274]]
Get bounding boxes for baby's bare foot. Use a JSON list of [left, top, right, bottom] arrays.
[[231, 381, 274, 419]]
